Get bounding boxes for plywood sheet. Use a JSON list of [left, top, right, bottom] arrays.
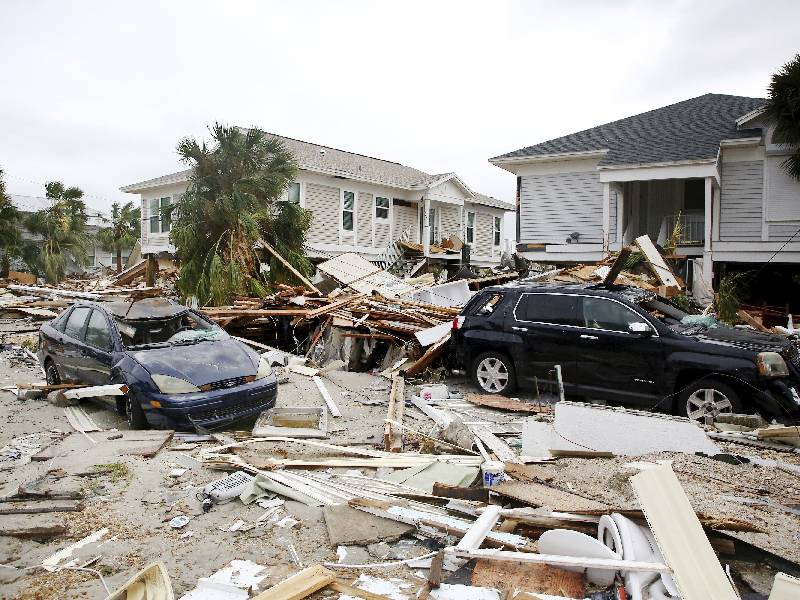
[[635, 234, 680, 287], [471, 559, 585, 598], [630, 464, 738, 600], [491, 481, 608, 513], [466, 394, 552, 414], [323, 504, 413, 546]]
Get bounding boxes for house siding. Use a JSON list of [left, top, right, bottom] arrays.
[[357, 192, 373, 247], [609, 191, 617, 243], [305, 183, 340, 246], [393, 203, 417, 242], [720, 161, 763, 241], [473, 211, 495, 257], [519, 171, 604, 244], [440, 205, 462, 242], [769, 223, 800, 241]]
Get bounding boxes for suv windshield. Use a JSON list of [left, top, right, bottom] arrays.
[[114, 311, 225, 349]]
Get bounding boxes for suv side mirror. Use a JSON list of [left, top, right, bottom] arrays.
[[629, 322, 653, 336]]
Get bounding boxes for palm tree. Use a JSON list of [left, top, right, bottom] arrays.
[[763, 53, 800, 180], [171, 124, 298, 305], [97, 201, 141, 273], [0, 168, 22, 277], [25, 181, 90, 283]]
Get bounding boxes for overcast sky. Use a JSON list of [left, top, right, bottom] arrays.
[[2, 0, 798, 219]]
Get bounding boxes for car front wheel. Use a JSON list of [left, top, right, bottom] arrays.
[[125, 394, 149, 429], [472, 351, 516, 396], [678, 378, 742, 423]]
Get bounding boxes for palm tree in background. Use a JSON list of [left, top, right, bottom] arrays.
[[25, 181, 90, 283], [0, 168, 22, 277], [97, 201, 141, 273], [763, 53, 800, 180], [170, 123, 300, 305]]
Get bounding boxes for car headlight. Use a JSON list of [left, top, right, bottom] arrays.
[[151, 373, 201, 394], [255, 355, 273, 380], [756, 352, 790, 378]]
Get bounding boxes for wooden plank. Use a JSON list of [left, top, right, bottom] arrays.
[[630, 463, 738, 600], [305, 296, 361, 320], [471, 558, 585, 598], [472, 425, 521, 464], [602, 246, 634, 286], [383, 375, 405, 452], [465, 393, 552, 414], [313, 376, 342, 418], [431, 483, 490, 502], [0, 501, 83, 515], [404, 333, 450, 376], [446, 547, 671, 574], [328, 581, 394, 600], [634, 235, 680, 288], [258, 239, 322, 295], [737, 309, 771, 332], [0, 514, 67, 539], [491, 481, 608, 513], [503, 462, 554, 483], [251, 565, 335, 600], [111, 258, 147, 286], [118, 430, 174, 458]]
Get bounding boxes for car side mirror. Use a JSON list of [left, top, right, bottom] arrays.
[[629, 322, 653, 336]]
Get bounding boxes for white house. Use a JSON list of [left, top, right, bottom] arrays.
[[490, 93, 800, 290], [120, 133, 514, 270], [10, 194, 129, 272]]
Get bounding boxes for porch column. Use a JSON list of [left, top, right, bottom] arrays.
[[422, 196, 431, 257], [615, 184, 625, 249], [702, 176, 714, 284], [602, 182, 611, 254]]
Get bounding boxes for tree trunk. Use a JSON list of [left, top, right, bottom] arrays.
[[116, 246, 122, 273]]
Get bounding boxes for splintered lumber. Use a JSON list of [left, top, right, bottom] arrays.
[[305, 296, 361, 320], [465, 393, 552, 414], [111, 258, 147, 286], [630, 463, 738, 600], [471, 558, 586, 598], [737, 309, 771, 332], [471, 425, 521, 464], [313, 376, 342, 417], [634, 235, 680, 288], [404, 333, 450, 376], [258, 239, 322, 295], [383, 375, 405, 452], [603, 246, 634, 287], [328, 581, 394, 600], [252, 564, 335, 600], [491, 481, 608, 513]]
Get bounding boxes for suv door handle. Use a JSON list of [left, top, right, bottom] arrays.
[[511, 326, 528, 332], [580, 334, 599, 340]]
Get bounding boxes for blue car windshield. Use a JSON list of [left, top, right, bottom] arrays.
[[114, 311, 225, 349]]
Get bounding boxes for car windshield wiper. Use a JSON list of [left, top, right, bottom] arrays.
[[127, 342, 172, 350]]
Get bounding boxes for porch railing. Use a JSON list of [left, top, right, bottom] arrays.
[[663, 212, 704, 245]]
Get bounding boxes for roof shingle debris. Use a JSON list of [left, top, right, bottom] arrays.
[[492, 93, 766, 167]]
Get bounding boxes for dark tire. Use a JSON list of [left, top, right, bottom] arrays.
[[115, 397, 127, 416], [471, 351, 517, 396], [678, 378, 742, 423], [125, 394, 149, 429], [45, 359, 61, 385]]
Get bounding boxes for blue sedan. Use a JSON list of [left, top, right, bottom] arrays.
[[38, 298, 277, 430]]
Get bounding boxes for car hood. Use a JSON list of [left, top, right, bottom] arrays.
[[689, 326, 791, 353], [128, 338, 257, 386]]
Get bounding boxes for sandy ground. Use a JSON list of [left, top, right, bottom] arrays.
[[1, 328, 800, 598]]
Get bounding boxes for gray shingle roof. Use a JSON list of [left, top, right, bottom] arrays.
[[492, 94, 766, 167], [122, 132, 511, 210], [470, 193, 514, 211]]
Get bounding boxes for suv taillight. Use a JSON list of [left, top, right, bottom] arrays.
[[452, 317, 459, 330]]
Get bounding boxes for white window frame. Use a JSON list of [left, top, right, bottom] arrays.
[[493, 215, 501, 246], [286, 181, 302, 205], [466, 211, 475, 244], [340, 189, 356, 242], [375, 196, 390, 221], [148, 196, 172, 234]]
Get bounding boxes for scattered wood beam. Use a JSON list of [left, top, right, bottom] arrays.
[[313, 376, 341, 418], [383, 375, 405, 452]]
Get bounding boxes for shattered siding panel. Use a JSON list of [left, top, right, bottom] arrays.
[[305, 183, 340, 246], [374, 220, 391, 249], [473, 211, 494, 257], [393, 203, 418, 242]]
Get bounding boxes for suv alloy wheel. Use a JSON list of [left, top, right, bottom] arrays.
[[679, 379, 742, 423], [472, 351, 516, 395]]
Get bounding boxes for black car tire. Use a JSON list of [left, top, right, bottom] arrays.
[[45, 360, 61, 385], [126, 394, 149, 429], [471, 351, 517, 396], [678, 378, 742, 422]]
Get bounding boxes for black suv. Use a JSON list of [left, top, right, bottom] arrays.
[[452, 282, 800, 422]]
